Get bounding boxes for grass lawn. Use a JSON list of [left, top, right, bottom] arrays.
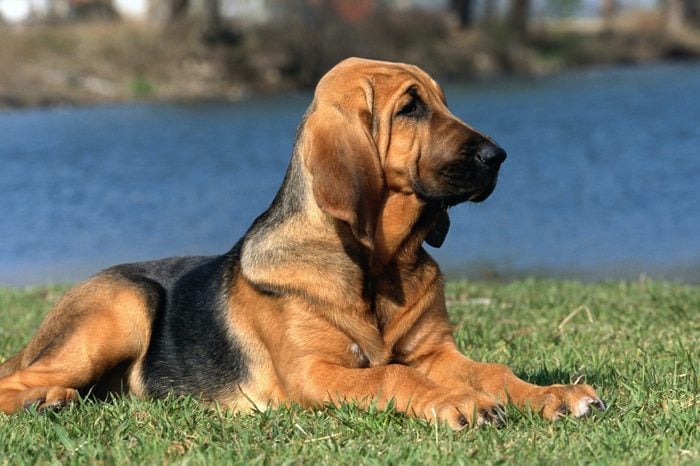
[[0, 279, 698, 465]]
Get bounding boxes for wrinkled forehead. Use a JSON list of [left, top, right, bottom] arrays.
[[315, 58, 445, 105]]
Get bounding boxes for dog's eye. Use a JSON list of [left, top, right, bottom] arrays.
[[397, 96, 423, 118]]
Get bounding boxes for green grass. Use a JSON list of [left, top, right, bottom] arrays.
[[128, 76, 156, 99], [1, 279, 698, 465]]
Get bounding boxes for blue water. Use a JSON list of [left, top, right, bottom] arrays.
[[1, 63, 699, 285]]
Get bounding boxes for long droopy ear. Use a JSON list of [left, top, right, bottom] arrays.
[[301, 97, 385, 251]]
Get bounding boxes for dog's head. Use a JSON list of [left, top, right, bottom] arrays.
[[299, 57, 506, 255]]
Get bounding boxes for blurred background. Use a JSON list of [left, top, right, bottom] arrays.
[[1, 0, 699, 285]]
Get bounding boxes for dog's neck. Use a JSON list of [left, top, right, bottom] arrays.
[[240, 155, 447, 296], [370, 194, 444, 274], [240, 155, 364, 301]]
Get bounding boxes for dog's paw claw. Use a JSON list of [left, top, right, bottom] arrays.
[[479, 405, 507, 427], [537, 384, 605, 420], [593, 398, 607, 411], [457, 414, 468, 427], [574, 396, 607, 418]]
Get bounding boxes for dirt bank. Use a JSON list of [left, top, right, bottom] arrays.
[[1, 13, 699, 109]]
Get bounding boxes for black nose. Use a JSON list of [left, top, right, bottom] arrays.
[[477, 144, 507, 167]]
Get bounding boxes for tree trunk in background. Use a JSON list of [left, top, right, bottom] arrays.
[[508, 0, 530, 38], [667, 0, 683, 32], [600, 0, 616, 33], [667, 0, 700, 31], [450, 0, 473, 28], [203, 0, 223, 35], [482, 0, 496, 24], [692, 0, 700, 25], [168, 0, 189, 22], [201, 0, 239, 44], [46, 0, 58, 19]]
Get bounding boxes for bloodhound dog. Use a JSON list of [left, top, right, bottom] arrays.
[[0, 58, 604, 428]]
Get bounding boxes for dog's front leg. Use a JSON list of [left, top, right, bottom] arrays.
[[414, 343, 606, 420], [282, 358, 504, 429]]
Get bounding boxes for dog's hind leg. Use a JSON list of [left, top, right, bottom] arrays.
[[0, 276, 152, 414], [0, 352, 24, 379]]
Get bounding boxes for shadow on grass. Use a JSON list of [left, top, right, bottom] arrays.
[[514, 367, 613, 387]]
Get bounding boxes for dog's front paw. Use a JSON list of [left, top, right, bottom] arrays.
[[19, 386, 79, 412], [534, 384, 606, 420], [420, 388, 506, 430]]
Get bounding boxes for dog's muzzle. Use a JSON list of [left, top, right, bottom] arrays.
[[468, 142, 507, 203], [413, 139, 507, 206]]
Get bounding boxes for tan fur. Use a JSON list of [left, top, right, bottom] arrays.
[[0, 58, 602, 428], [0, 277, 151, 413]]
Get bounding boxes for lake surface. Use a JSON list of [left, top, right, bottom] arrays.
[[2, 63, 699, 285]]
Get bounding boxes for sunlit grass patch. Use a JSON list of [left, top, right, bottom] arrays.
[[1, 279, 698, 464]]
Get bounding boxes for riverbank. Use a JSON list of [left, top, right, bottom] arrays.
[[2, 11, 700, 109]]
